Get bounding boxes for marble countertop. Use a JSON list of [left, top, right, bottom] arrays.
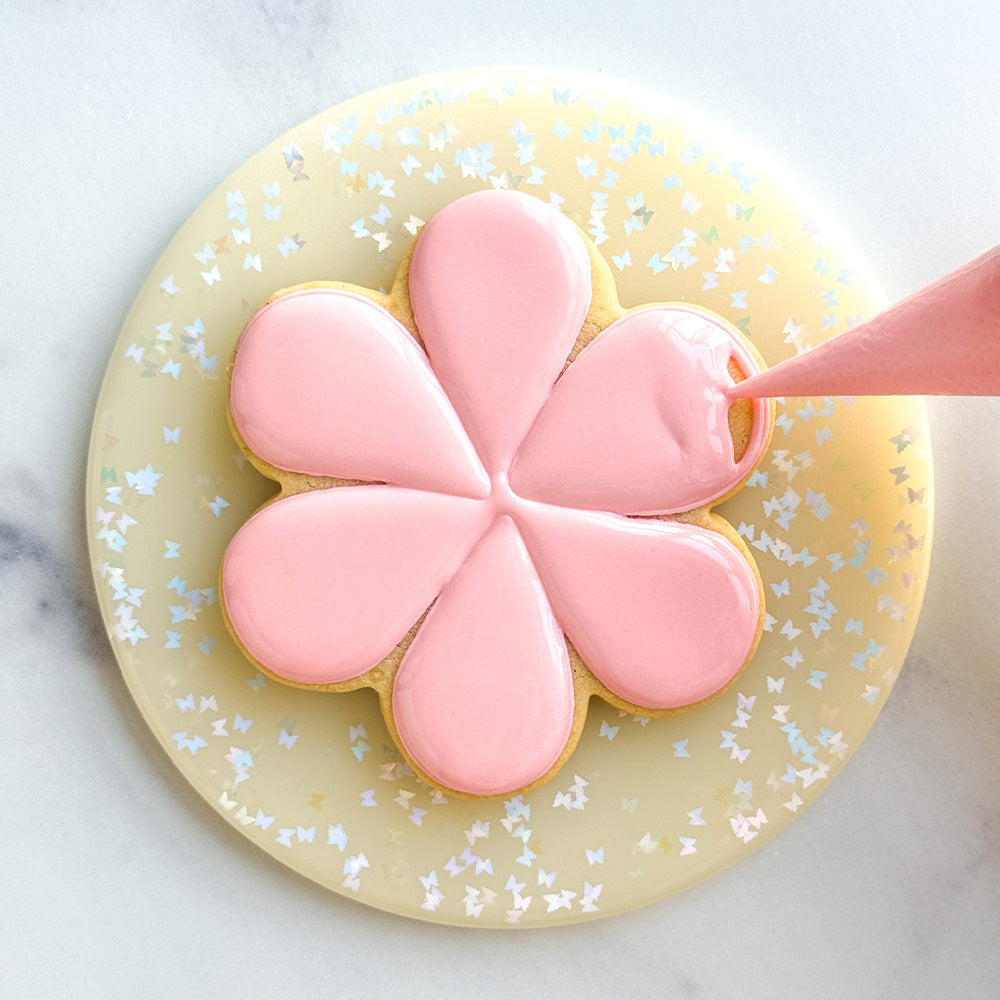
[[4, 3, 998, 997]]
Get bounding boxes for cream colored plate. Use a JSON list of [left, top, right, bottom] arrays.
[[86, 68, 931, 926]]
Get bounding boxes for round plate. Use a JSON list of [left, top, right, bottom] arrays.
[[86, 68, 931, 926]]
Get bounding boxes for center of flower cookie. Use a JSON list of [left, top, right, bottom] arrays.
[[484, 471, 533, 522], [221, 189, 773, 797]]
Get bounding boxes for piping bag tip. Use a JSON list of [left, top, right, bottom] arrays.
[[726, 244, 1000, 400]]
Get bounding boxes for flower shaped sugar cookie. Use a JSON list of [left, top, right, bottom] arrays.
[[221, 190, 774, 797]]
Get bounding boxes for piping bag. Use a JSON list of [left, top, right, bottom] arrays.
[[729, 245, 1000, 399]]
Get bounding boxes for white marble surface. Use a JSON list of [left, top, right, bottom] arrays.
[[4, 2, 999, 996]]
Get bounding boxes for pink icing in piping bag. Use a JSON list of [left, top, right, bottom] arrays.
[[729, 245, 1000, 399]]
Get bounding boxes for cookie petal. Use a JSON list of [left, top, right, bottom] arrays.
[[392, 516, 575, 796], [509, 306, 771, 514], [231, 288, 489, 497], [408, 190, 592, 476], [222, 487, 490, 685], [516, 504, 761, 709]]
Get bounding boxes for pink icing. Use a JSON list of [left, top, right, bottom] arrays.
[[509, 304, 772, 514], [392, 517, 574, 797], [223, 487, 490, 684], [223, 189, 771, 796], [515, 504, 761, 709], [231, 288, 489, 497], [731, 244, 1000, 399], [409, 190, 593, 475]]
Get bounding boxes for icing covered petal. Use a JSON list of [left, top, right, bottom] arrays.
[[222, 487, 490, 685], [392, 516, 575, 796], [231, 288, 489, 497], [408, 189, 593, 476], [509, 306, 771, 514], [516, 503, 761, 710]]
